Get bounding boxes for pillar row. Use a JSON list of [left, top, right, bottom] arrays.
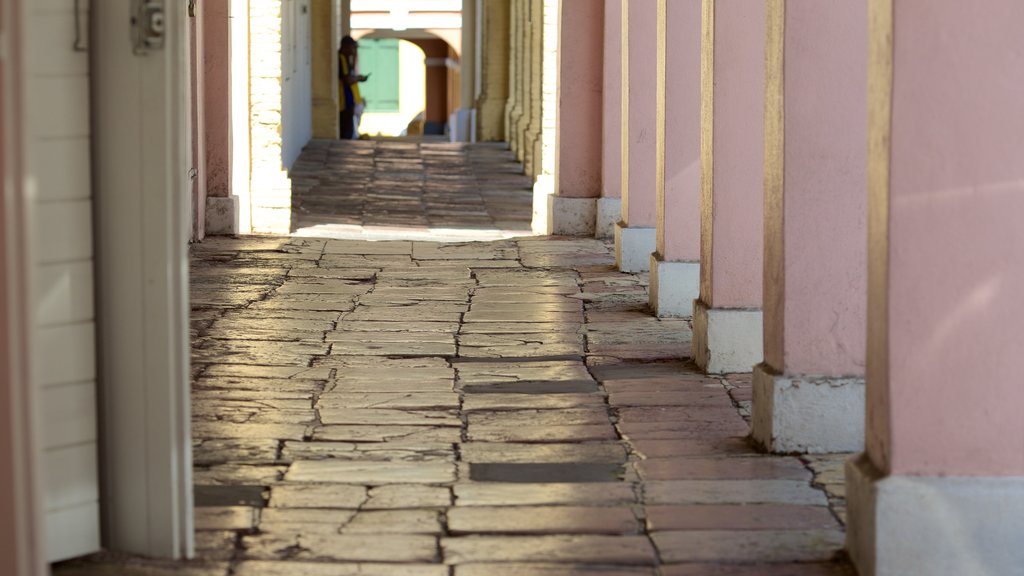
[[545, 0, 603, 236], [476, 0, 510, 142], [751, 0, 868, 454], [846, 0, 1024, 573], [614, 0, 657, 272], [597, 0, 623, 238], [649, 0, 700, 317], [691, 0, 765, 373]]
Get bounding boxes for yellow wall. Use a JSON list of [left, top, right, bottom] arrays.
[[359, 40, 427, 137]]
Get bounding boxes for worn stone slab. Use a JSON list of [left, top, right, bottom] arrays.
[[268, 484, 367, 509], [454, 483, 637, 507], [659, 563, 854, 576], [284, 460, 456, 484], [235, 561, 448, 573], [468, 424, 618, 443], [317, 409, 461, 427], [643, 480, 829, 507], [652, 530, 845, 564], [459, 443, 628, 464], [280, 441, 455, 463], [636, 457, 812, 481], [449, 506, 640, 535], [194, 506, 260, 531], [317, 393, 459, 411], [456, 361, 594, 384], [463, 394, 606, 411], [363, 484, 452, 509], [442, 535, 656, 565], [242, 533, 438, 562], [454, 564, 654, 576], [646, 504, 839, 532], [341, 509, 443, 534], [313, 425, 462, 444], [200, 365, 334, 380], [192, 465, 286, 486]]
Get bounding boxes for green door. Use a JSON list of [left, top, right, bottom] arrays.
[[358, 39, 400, 112]]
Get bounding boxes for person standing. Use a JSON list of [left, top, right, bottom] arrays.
[[339, 36, 367, 139]]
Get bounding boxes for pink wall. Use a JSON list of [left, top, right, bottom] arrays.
[[699, 0, 764, 308], [601, 0, 621, 200], [622, 0, 657, 227], [555, 0, 603, 199], [763, 0, 867, 375], [657, 0, 700, 261], [868, 0, 1024, 477], [203, 0, 231, 198]]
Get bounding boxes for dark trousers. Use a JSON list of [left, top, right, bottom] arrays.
[[340, 109, 354, 140]]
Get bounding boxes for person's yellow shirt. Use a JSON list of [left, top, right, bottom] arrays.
[[339, 53, 362, 112]]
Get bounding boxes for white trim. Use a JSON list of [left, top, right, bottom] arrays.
[[2, 0, 46, 571], [846, 454, 1024, 576], [752, 364, 865, 453], [547, 195, 597, 236], [425, 56, 460, 69], [230, 0, 252, 234], [614, 223, 655, 272], [596, 197, 621, 239], [92, 0, 193, 558], [649, 255, 699, 317], [692, 300, 762, 374]]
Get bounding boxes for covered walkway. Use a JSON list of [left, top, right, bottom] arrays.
[[56, 145, 850, 575]]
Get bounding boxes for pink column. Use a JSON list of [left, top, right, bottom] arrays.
[[649, 0, 700, 317], [847, 1, 1024, 573], [597, 0, 622, 238], [548, 0, 603, 236], [751, 0, 867, 453], [613, 0, 657, 272], [202, 0, 237, 235], [691, 0, 765, 373]]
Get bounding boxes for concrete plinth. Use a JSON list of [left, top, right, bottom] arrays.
[[531, 174, 556, 235], [751, 364, 864, 453], [205, 196, 239, 235], [692, 299, 762, 374], [846, 454, 1024, 576], [614, 224, 655, 273], [596, 197, 621, 239], [649, 255, 699, 317], [547, 195, 597, 236]]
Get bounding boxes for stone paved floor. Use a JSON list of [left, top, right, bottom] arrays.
[[290, 140, 534, 241], [57, 235, 853, 576]]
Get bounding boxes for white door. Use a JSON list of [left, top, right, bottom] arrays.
[[92, 0, 194, 559]]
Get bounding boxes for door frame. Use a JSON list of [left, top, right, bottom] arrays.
[[91, 0, 194, 559], [1, 0, 46, 572]]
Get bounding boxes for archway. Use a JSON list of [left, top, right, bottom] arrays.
[[353, 31, 461, 137]]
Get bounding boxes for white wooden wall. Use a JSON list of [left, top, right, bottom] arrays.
[[26, 0, 101, 563]]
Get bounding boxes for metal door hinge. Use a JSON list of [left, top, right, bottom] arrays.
[[132, 0, 165, 55], [189, 0, 197, 18]]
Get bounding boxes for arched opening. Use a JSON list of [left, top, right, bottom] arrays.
[[352, 31, 460, 138]]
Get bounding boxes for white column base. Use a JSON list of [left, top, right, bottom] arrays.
[[205, 196, 240, 236], [692, 299, 762, 374], [449, 108, 477, 142], [614, 224, 656, 272], [649, 255, 699, 317], [751, 364, 864, 453], [531, 175, 556, 235], [547, 195, 597, 236], [596, 197, 622, 239], [846, 454, 1024, 576]]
